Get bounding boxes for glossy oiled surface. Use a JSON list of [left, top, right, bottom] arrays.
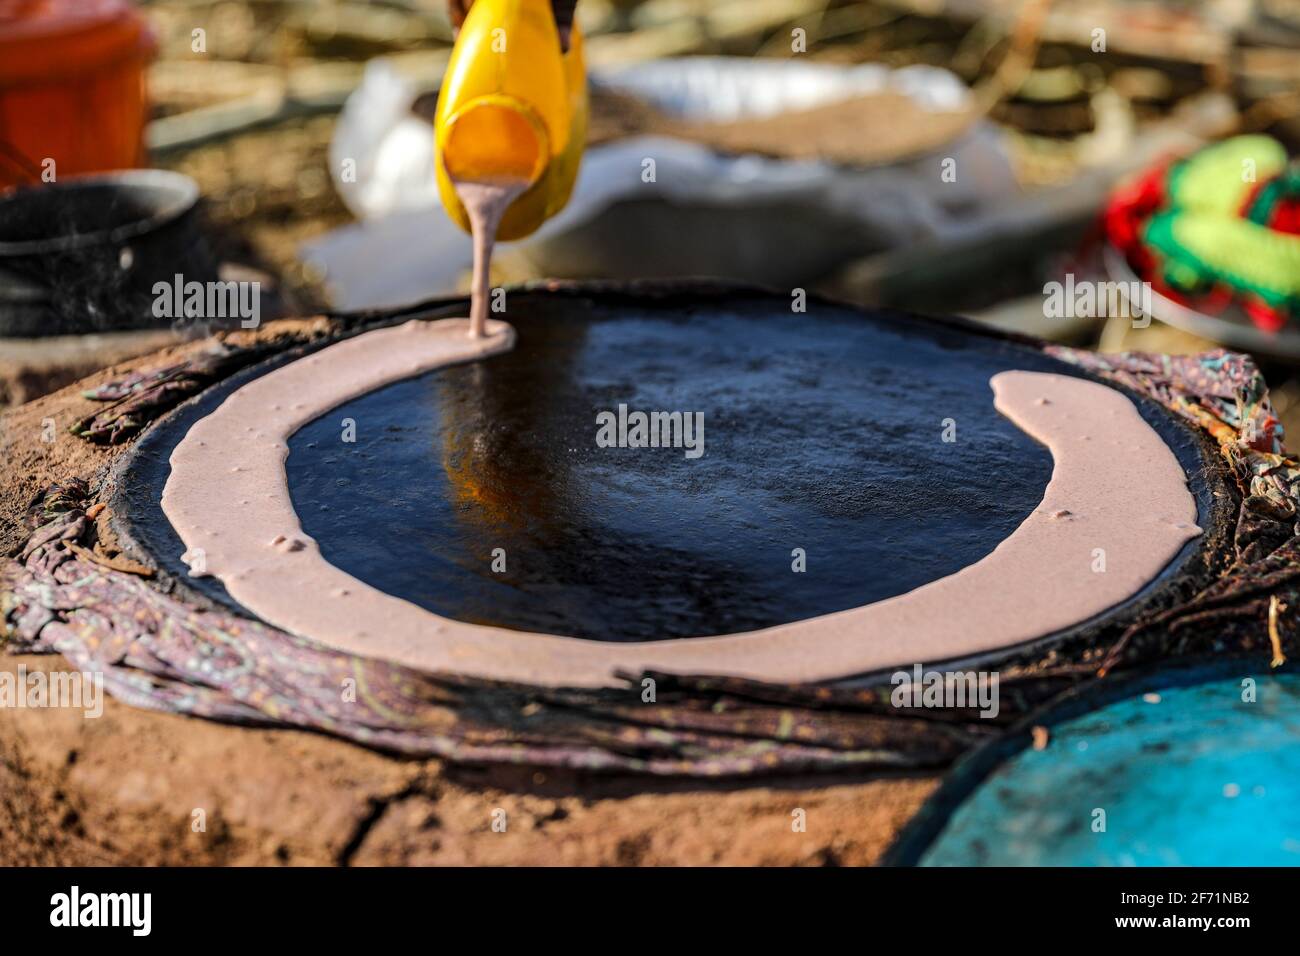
[[285, 299, 1068, 641]]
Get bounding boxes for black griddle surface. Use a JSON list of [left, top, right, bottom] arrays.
[[289, 299, 1055, 640]]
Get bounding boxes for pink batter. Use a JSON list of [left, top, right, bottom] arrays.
[[455, 178, 530, 338], [161, 325, 1202, 688]]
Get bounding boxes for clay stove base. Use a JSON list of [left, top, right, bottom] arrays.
[[0, 653, 934, 866]]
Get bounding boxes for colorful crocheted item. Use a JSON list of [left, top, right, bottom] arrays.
[[1105, 135, 1300, 333]]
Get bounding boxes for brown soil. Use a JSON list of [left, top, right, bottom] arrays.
[[0, 322, 935, 866], [0, 654, 935, 866], [0, 331, 178, 410]]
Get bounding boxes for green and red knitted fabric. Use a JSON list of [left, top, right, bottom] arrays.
[[1105, 135, 1300, 333]]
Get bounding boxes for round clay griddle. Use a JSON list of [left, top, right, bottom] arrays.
[[116, 285, 1222, 670]]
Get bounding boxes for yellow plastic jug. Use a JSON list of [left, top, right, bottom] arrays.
[[434, 0, 587, 241]]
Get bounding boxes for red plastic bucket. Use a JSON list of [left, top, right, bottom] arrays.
[[0, 0, 155, 187]]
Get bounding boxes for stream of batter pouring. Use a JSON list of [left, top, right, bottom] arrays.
[[454, 177, 531, 337]]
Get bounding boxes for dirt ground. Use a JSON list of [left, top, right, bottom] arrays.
[[1, 654, 935, 866], [0, 328, 935, 866]]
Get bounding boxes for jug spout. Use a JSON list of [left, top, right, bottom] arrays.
[[440, 94, 550, 188], [434, 0, 588, 241]]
